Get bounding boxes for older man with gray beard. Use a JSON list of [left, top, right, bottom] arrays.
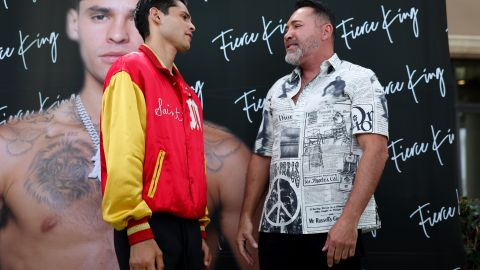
[[237, 0, 389, 269]]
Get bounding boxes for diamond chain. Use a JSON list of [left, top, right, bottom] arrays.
[[74, 95, 100, 150]]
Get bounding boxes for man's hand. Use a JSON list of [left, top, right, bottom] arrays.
[[201, 238, 212, 269], [129, 239, 164, 270], [322, 217, 358, 268], [236, 216, 258, 266]]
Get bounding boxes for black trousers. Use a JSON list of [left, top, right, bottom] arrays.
[[114, 213, 203, 270], [258, 231, 364, 270]]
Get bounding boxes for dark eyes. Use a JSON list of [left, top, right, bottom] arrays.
[[285, 24, 302, 32], [91, 14, 107, 21]]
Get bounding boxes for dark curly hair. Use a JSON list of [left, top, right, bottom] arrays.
[[134, 0, 188, 40]]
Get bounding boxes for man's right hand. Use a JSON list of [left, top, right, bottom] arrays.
[[236, 216, 258, 266], [129, 239, 164, 270]]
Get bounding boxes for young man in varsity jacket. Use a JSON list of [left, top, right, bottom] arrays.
[[100, 0, 211, 269]]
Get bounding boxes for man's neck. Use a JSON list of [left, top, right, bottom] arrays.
[[300, 51, 335, 83], [77, 74, 103, 124], [145, 37, 177, 72]]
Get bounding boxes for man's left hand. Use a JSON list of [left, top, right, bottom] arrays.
[[322, 217, 358, 268]]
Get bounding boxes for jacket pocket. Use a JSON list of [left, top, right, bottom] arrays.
[[147, 150, 165, 198]]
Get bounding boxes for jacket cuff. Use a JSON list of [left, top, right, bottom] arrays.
[[199, 220, 208, 239], [200, 226, 207, 239], [127, 217, 154, 245], [199, 208, 210, 240]]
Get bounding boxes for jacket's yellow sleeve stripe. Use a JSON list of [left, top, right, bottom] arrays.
[[127, 223, 151, 236], [102, 71, 152, 231]]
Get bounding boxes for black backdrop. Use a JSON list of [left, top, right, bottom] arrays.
[[0, 1, 465, 269]]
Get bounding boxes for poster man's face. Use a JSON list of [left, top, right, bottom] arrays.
[[67, 0, 143, 84]]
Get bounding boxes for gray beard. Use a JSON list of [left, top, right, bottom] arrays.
[[285, 48, 302, 66]]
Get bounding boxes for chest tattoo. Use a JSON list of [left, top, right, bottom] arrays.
[[23, 139, 98, 209]]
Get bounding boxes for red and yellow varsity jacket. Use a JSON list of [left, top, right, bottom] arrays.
[[100, 44, 209, 245]]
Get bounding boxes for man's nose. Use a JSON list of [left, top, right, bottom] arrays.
[[189, 21, 196, 32], [107, 19, 129, 43], [284, 29, 292, 42]]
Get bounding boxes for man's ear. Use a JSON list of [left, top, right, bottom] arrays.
[[66, 8, 79, 41], [322, 23, 334, 41], [149, 7, 162, 25]]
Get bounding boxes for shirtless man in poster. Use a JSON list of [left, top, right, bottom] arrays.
[[0, 0, 142, 269]]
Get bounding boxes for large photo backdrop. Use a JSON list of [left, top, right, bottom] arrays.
[[0, 0, 464, 269]]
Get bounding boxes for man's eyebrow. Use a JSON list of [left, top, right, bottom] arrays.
[[86, 6, 111, 14], [288, 19, 303, 25]]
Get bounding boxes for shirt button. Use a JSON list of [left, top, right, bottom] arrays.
[[173, 82, 177, 86]]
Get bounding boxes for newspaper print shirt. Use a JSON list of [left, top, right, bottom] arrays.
[[254, 54, 389, 234]]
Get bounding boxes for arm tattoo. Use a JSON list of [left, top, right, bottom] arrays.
[[205, 135, 242, 173]]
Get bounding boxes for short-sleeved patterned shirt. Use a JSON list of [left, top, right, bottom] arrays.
[[254, 54, 389, 234]]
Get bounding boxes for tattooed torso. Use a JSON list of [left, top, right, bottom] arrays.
[[0, 100, 118, 270]]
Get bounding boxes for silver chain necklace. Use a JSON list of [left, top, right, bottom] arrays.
[[74, 95, 100, 149], [74, 95, 101, 180]]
